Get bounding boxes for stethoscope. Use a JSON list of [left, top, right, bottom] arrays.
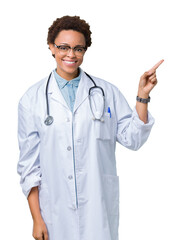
[[44, 72, 105, 126]]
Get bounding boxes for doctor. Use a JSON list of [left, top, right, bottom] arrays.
[[17, 16, 164, 240]]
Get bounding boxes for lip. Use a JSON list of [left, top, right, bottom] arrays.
[[62, 59, 78, 63], [62, 59, 78, 66]]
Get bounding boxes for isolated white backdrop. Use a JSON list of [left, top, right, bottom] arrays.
[[0, 0, 180, 239]]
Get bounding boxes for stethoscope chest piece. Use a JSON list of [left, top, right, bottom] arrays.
[[92, 117, 104, 122], [44, 116, 54, 126]]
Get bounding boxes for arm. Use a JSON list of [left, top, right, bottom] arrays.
[[115, 60, 164, 150], [28, 187, 42, 222], [28, 187, 49, 240], [115, 91, 155, 150], [136, 59, 164, 123], [17, 98, 48, 240], [17, 101, 41, 198]]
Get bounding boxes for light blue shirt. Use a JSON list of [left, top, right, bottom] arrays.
[[53, 68, 82, 112]]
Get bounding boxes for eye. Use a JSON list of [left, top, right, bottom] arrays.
[[59, 46, 69, 51], [74, 47, 84, 52]]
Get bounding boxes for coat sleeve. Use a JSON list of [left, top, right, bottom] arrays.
[[17, 96, 41, 198], [114, 88, 155, 151]]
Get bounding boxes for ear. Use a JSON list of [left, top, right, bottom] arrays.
[[49, 43, 55, 55]]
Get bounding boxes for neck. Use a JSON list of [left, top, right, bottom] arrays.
[[56, 68, 79, 81]]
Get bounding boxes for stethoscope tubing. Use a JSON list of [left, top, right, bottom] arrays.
[[44, 71, 105, 125], [45, 72, 52, 116]]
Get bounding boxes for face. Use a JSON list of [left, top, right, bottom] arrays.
[[49, 30, 86, 80]]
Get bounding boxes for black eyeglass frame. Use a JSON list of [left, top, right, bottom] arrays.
[[54, 44, 87, 53]]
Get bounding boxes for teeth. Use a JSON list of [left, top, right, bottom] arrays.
[[64, 60, 76, 64]]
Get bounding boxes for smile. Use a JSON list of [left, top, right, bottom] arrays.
[[63, 60, 77, 64]]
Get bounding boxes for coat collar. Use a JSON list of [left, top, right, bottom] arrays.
[[53, 68, 81, 89], [47, 68, 93, 114]]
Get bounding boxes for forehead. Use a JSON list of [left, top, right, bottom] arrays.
[[55, 30, 86, 45]]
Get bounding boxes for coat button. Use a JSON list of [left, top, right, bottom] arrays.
[[66, 117, 70, 122], [68, 175, 73, 180], [67, 146, 71, 151]]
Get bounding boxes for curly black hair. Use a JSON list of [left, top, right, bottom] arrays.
[[47, 15, 92, 50]]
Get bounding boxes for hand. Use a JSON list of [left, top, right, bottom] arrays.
[[32, 218, 49, 240], [138, 59, 164, 98]]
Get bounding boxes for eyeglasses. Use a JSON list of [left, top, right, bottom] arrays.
[[54, 44, 86, 56]]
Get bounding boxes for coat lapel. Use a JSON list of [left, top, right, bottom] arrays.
[[48, 72, 70, 110], [47, 70, 93, 113], [73, 71, 93, 114]]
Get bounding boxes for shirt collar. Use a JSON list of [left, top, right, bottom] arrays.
[[53, 68, 82, 89]]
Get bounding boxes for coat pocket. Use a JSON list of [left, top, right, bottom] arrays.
[[102, 174, 119, 215], [95, 113, 114, 141], [38, 183, 52, 224]]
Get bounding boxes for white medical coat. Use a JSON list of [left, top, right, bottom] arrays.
[[17, 69, 155, 240]]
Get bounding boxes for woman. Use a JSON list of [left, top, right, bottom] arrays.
[[17, 16, 163, 240]]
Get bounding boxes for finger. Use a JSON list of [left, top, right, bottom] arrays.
[[33, 236, 40, 240], [148, 59, 164, 73], [141, 71, 156, 80], [148, 73, 156, 80], [152, 79, 158, 86], [150, 77, 157, 84], [43, 231, 49, 240], [141, 71, 152, 79], [44, 233, 49, 240], [151, 59, 164, 70]]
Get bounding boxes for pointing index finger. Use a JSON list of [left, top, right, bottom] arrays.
[[149, 59, 164, 73]]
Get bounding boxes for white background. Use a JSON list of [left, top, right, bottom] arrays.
[[0, 0, 180, 239]]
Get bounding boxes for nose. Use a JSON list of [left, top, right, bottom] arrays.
[[67, 48, 76, 58]]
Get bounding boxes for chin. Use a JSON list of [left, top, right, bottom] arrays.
[[58, 66, 80, 78], [65, 67, 78, 74]]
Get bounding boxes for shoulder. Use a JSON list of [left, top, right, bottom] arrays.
[[18, 75, 47, 109]]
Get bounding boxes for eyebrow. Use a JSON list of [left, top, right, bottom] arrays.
[[58, 43, 85, 47]]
